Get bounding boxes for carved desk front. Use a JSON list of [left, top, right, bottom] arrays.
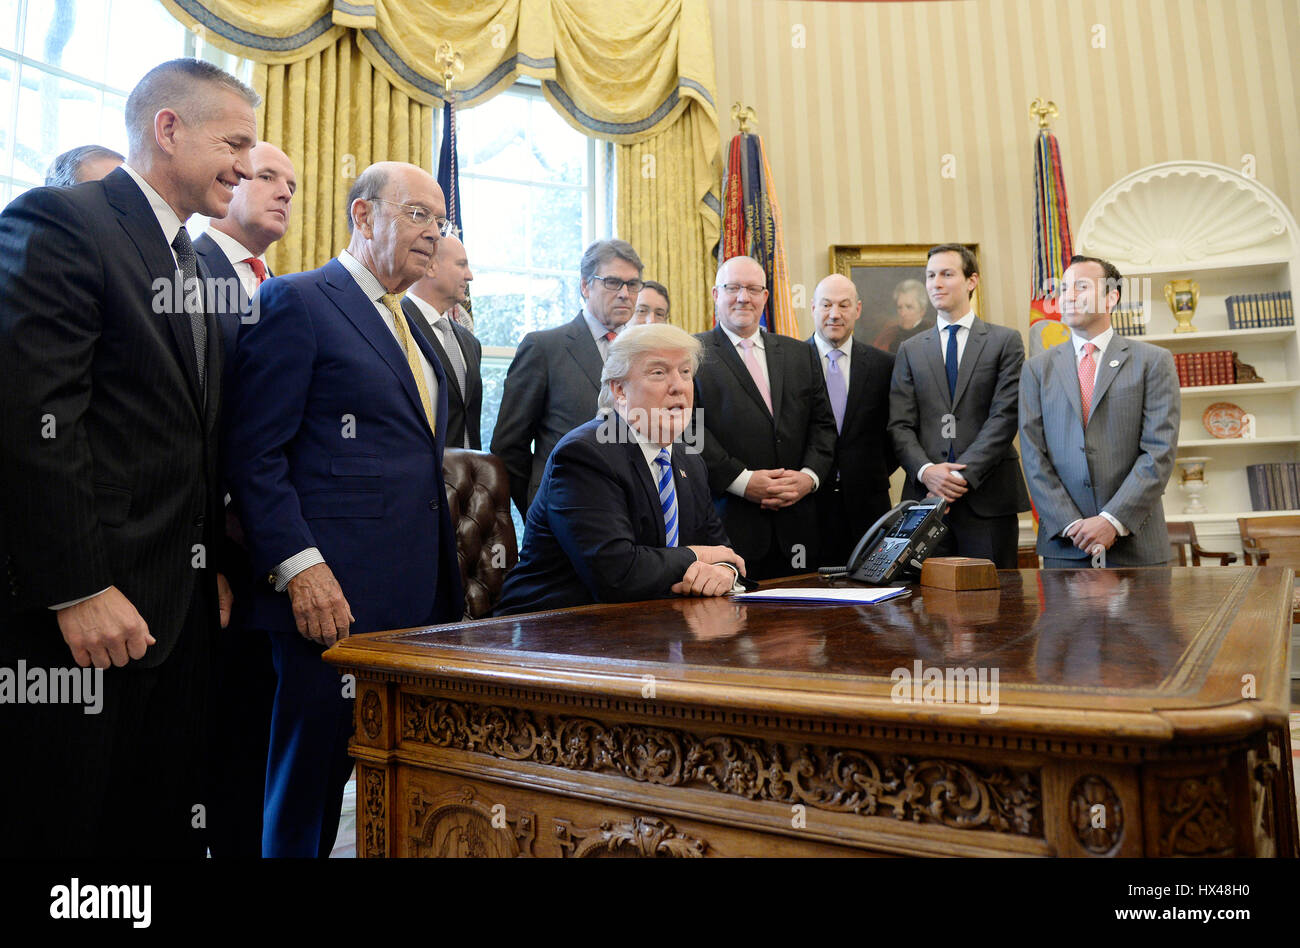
[[325, 567, 1298, 858]]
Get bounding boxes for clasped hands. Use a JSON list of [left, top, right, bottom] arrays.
[[673, 545, 747, 598], [1062, 515, 1118, 555], [920, 462, 968, 502], [745, 469, 814, 510]]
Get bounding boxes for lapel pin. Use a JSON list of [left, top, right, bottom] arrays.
[[1109, 359, 1119, 367], [678, 468, 687, 478]]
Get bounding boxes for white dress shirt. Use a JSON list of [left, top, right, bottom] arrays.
[[812, 331, 853, 390], [715, 323, 819, 498], [271, 251, 441, 592], [583, 308, 621, 361], [202, 226, 266, 300]]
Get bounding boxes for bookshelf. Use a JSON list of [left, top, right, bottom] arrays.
[[1076, 161, 1300, 547]]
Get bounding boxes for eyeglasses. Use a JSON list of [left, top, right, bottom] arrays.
[[718, 282, 767, 296], [371, 198, 459, 236], [591, 275, 644, 293]]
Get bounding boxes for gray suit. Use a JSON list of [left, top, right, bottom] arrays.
[[1019, 334, 1180, 566], [492, 311, 604, 516]]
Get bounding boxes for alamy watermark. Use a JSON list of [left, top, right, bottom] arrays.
[[890, 659, 999, 715], [0, 662, 104, 714]]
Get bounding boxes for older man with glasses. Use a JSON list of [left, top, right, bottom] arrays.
[[223, 160, 464, 856], [493, 237, 646, 517]]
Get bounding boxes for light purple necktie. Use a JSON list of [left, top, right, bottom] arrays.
[[826, 347, 847, 433], [738, 338, 773, 414]]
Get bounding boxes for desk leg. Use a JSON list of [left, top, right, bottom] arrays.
[[353, 679, 396, 858]]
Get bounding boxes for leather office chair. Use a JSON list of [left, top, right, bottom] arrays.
[[1167, 521, 1237, 566], [1237, 516, 1300, 622], [443, 449, 518, 619]]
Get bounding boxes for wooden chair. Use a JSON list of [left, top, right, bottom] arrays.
[[1236, 516, 1300, 622], [1167, 521, 1237, 566]]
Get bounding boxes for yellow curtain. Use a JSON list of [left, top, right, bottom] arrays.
[[160, 0, 721, 289]]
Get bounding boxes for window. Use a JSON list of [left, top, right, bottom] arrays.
[[443, 81, 614, 533], [0, 0, 250, 207]]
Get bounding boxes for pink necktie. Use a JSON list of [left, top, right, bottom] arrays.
[[1078, 342, 1097, 426], [739, 338, 773, 414]]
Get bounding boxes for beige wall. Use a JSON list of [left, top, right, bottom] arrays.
[[709, 0, 1300, 336]]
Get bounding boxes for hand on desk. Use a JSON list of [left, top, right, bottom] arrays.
[[287, 563, 354, 647], [686, 545, 747, 577], [672, 562, 738, 598], [57, 586, 154, 668]]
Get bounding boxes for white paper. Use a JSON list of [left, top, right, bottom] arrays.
[[731, 587, 910, 605]]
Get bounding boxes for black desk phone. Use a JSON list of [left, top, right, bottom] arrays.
[[825, 499, 949, 585]]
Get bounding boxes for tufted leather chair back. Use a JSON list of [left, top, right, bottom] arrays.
[[443, 449, 519, 618]]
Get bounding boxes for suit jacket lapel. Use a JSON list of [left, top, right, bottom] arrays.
[[763, 333, 784, 419], [917, 327, 951, 410], [712, 326, 773, 420], [454, 322, 481, 407], [322, 260, 433, 442], [1053, 340, 1083, 425], [844, 342, 868, 429], [104, 171, 205, 416], [402, 297, 464, 407], [952, 318, 987, 408], [565, 312, 604, 390], [1089, 336, 1129, 413]]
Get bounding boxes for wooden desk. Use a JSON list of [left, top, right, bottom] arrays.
[[325, 568, 1298, 857]]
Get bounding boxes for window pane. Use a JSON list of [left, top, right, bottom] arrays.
[[24, 0, 110, 82], [104, 0, 187, 91], [0, 56, 12, 174], [462, 176, 526, 269], [470, 270, 583, 349], [13, 64, 103, 184], [0, 1, 19, 50], [529, 97, 585, 186], [478, 354, 525, 543], [528, 182, 583, 271]]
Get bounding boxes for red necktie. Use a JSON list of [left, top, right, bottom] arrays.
[[604, 331, 617, 342], [243, 257, 267, 284], [1078, 342, 1097, 426]]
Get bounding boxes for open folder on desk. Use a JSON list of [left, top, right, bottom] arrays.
[[731, 587, 911, 605]]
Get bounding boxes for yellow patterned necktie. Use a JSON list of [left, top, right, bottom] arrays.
[[380, 293, 436, 434]]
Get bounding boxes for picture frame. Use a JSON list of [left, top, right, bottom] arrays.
[[828, 243, 983, 353]]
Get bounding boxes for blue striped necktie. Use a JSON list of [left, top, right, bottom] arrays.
[[655, 447, 678, 547]]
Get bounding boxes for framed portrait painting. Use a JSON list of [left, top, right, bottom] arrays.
[[828, 244, 982, 354]]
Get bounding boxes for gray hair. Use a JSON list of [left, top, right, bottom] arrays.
[[45, 145, 124, 187], [345, 163, 391, 234], [125, 59, 260, 158], [598, 323, 702, 412], [580, 238, 642, 285], [893, 278, 927, 309]]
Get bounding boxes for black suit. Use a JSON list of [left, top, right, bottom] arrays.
[[193, 230, 277, 858], [888, 316, 1030, 567], [402, 295, 483, 449], [495, 413, 730, 615], [0, 168, 225, 856], [492, 312, 605, 516], [693, 326, 837, 578], [808, 336, 897, 566]]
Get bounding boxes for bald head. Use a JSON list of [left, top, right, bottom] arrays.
[[212, 141, 297, 256], [346, 161, 446, 294], [712, 255, 768, 337], [812, 273, 861, 346], [410, 232, 474, 315]]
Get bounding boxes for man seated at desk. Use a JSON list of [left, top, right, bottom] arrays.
[[495, 324, 746, 615]]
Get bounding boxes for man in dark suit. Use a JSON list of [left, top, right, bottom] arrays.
[[403, 233, 483, 449], [194, 140, 297, 858], [224, 160, 464, 857], [807, 274, 897, 567], [492, 238, 642, 517], [496, 324, 745, 615], [0, 58, 257, 857], [888, 244, 1030, 568], [693, 255, 837, 579], [1020, 255, 1179, 568]]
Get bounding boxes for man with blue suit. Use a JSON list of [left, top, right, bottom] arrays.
[[1019, 255, 1180, 567], [195, 140, 297, 857], [495, 324, 745, 615], [224, 161, 464, 857]]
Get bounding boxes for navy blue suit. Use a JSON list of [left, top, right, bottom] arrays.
[[193, 232, 278, 857], [223, 257, 464, 857], [495, 413, 731, 616]]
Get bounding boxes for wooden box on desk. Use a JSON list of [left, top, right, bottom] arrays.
[[920, 556, 999, 590]]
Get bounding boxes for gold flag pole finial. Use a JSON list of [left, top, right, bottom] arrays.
[[1030, 98, 1059, 129], [435, 42, 465, 94], [731, 102, 756, 134]]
